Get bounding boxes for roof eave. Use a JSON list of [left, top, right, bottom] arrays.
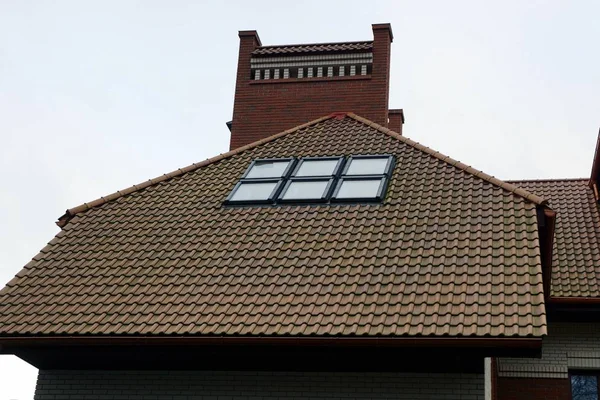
[[0, 335, 543, 351]]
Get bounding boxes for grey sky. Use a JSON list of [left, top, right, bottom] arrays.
[[1, 1, 599, 398]]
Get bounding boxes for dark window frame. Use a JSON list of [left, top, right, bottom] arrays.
[[241, 157, 296, 179], [291, 156, 345, 177], [331, 176, 389, 203], [224, 155, 394, 206], [342, 154, 395, 176], [224, 179, 285, 205], [570, 370, 600, 400], [277, 177, 335, 204]]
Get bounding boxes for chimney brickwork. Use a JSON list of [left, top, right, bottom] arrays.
[[229, 24, 398, 150], [388, 109, 404, 135]]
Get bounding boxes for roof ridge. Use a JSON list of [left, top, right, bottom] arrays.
[[346, 113, 548, 206], [255, 40, 373, 49], [57, 114, 335, 227]]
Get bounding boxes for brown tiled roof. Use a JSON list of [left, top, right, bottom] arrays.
[[252, 41, 373, 56], [0, 114, 547, 338], [510, 179, 600, 298]]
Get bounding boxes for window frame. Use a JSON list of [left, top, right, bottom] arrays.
[[224, 179, 285, 205], [330, 176, 388, 203], [224, 155, 394, 206], [290, 156, 345, 178], [332, 154, 394, 203], [277, 177, 336, 204], [570, 370, 600, 400], [240, 157, 296, 179], [341, 154, 395, 177]]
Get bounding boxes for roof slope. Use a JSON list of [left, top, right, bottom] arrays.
[[510, 179, 600, 298], [0, 115, 546, 338]]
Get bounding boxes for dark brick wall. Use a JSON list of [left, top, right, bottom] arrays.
[[497, 377, 571, 400], [229, 25, 393, 150], [35, 370, 484, 400]]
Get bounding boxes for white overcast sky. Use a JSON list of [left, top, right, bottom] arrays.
[[1, 1, 599, 398]]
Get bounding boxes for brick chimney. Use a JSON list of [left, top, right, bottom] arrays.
[[388, 109, 404, 135], [229, 23, 401, 150]]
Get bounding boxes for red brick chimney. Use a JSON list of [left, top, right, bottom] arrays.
[[388, 109, 404, 135], [229, 23, 400, 150]]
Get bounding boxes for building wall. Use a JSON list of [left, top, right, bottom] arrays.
[[496, 322, 600, 400], [496, 377, 570, 400], [34, 370, 484, 400]]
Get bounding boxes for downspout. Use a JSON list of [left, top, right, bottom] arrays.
[[485, 357, 492, 400]]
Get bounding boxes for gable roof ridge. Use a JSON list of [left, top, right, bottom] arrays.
[[346, 113, 548, 206], [57, 114, 335, 227]]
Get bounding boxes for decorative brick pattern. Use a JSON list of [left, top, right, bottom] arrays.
[[498, 322, 600, 378], [252, 41, 373, 55], [34, 370, 484, 400]]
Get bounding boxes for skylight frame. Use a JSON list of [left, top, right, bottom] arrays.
[[241, 157, 296, 179], [331, 154, 395, 203], [224, 179, 285, 205], [277, 177, 336, 204], [290, 156, 345, 178], [224, 155, 394, 206], [330, 176, 388, 203], [341, 154, 395, 177]]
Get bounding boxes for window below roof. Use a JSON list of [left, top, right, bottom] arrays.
[[224, 155, 394, 206], [571, 372, 599, 400]]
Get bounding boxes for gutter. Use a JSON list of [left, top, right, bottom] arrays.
[[550, 297, 600, 305], [0, 336, 542, 351]]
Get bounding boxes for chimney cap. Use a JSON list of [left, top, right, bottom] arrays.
[[389, 109, 404, 123], [372, 23, 394, 42], [238, 30, 262, 46]]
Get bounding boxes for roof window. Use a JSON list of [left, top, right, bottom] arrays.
[[224, 155, 394, 206]]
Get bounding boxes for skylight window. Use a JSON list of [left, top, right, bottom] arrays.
[[331, 155, 394, 202], [229, 181, 281, 203], [224, 155, 394, 206], [244, 159, 294, 178]]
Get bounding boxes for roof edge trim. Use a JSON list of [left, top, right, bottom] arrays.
[[57, 114, 335, 227], [346, 113, 548, 206], [550, 297, 600, 305], [0, 336, 543, 350]]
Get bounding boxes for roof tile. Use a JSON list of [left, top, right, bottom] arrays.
[[510, 179, 600, 298], [0, 115, 547, 338]]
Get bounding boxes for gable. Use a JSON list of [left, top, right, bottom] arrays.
[[0, 115, 547, 338]]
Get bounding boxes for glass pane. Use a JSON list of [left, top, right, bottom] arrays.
[[336, 179, 383, 199], [346, 157, 389, 175], [246, 160, 291, 178], [230, 182, 277, 201], [282, 180, 329, 200], [572, 375, 599, 400], [295, 159, 339, 177]]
